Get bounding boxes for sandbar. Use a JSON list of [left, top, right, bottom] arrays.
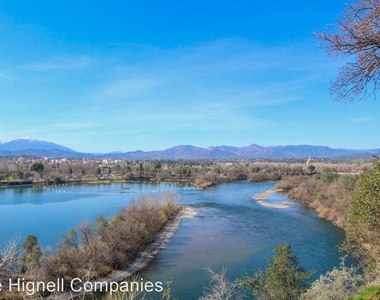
[[252, 188, 294, 209]]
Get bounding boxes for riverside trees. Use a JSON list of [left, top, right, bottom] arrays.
[[0, 192, 179, 298], [345, 157, 380, 273], [43, 192, 179, 281]]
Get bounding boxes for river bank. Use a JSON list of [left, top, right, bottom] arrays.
[[0, 180, 348, 300], [46, 205, 197, 300], [0, 179, 33, 188]]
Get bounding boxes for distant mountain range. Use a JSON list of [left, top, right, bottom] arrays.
[[0, 137, 379, 159]]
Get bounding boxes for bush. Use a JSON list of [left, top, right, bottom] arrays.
[[303, 258, 362, 300], [349, 285, 380, 300], [320, 167, 338, 183], [238, 244, 312, 300], [30, 162, 44, 172]]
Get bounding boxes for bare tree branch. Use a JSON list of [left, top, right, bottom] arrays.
[[199, 267, 245, 300], [0, 238, 19, 276], [315, 0, 380, 102]]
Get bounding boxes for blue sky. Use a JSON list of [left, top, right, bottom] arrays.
[[1, 0, 379, 152]]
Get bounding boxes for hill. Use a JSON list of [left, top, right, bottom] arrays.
[[0, 138, 378, 159]]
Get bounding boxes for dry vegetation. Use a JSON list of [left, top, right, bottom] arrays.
[[276, 170, 359, 228], [0, 193, 179, 299]]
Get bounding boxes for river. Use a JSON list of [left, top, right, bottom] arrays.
[[0, 180, 345, 299]]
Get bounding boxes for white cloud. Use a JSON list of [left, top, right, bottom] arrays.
[[23, 56, 91, 71], [350, 117, 374, 123], [2, 37, 340, 151], [89, 38, 324, 109], [53, 122, 96, 130], [97, 78, 160, 98]]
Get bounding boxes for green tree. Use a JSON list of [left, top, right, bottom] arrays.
[[340, 174, 359, 192], [238, 244, 312, 300], [95, 216, 108, 240], [60, 229, 79, 250], [154, 161, 161, 170], [10, 169, 24, 180], [308, 165, 316, 174], [349, 285, 380, 300], [20, 235, 42, 272], [30, 162, 44, 172], [320, 167, 338, 183], [345, 157, 380, 270]]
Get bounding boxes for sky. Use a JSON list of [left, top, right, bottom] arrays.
[[1, 0, 379, 153]]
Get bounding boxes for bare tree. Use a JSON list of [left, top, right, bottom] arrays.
[[0, 238, 19, 276], [199, 267, 245, 300], [316, 0, 380, 102]]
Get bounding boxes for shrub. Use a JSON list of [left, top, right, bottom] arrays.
[[348, 285, 380, 300], [303, 258, 362, 300], [238, 244, 312, 300], [30, 162, 44, 172]]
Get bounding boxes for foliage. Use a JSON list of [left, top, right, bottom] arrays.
[[345, 157, 380, 272], [348, 285, 380, 300], [320, 167, 338, 183], [19, 235, 42, 272], [154, 160, 162, 170], [316, 0, 380, 102], [9, 169, 24, 180], [302, 258, 362, 300], [161, 279, 177, 300], [307, 165, 316, 174], [30, 162, 44, 172], [237, 244, 312, 300]]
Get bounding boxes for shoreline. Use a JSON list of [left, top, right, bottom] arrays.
[[252, 188, 294, 209], [46, 205, 197, 299]]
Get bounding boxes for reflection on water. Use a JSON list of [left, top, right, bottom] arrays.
[[0, 181, 195, 247], [0, 181, 345, 299]]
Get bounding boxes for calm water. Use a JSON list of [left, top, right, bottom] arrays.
[[0, 181, 345, 299], [0, 181, 194, 247]]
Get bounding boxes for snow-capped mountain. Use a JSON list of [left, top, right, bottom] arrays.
[[0, 137, 81, 157]]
